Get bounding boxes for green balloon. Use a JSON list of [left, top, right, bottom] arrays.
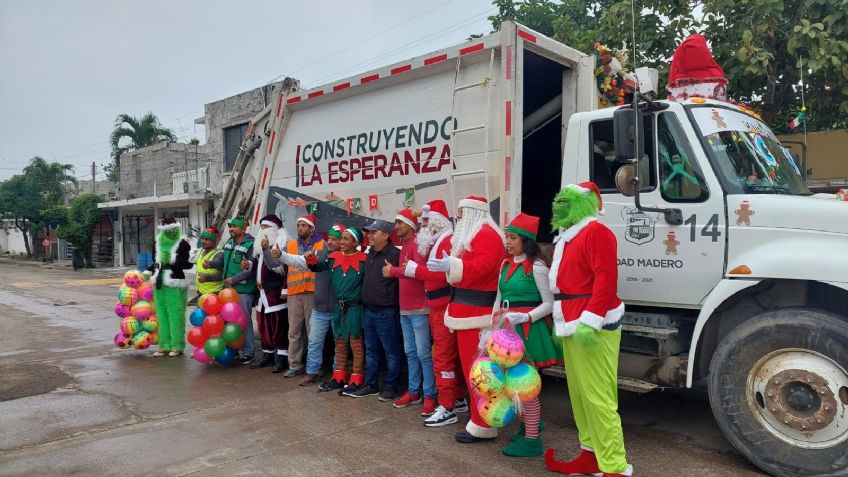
[[221, 323, 243, 343], [204, 337, 226, 358]]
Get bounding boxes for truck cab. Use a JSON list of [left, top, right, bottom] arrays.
[[562, 97, 848, 476]]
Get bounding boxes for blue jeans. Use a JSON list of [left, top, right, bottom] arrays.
[[364, 307, 403, 389], [238, 293, 255, 357], [400, 313, 436, 397], [306, 309, 334, 375]]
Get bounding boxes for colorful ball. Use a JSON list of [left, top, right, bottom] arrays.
[[137, 282, 154, 301], [202, 314, 225, 337], [201, 294, 223, 315], [114, 332, 132, 349], [218, 288, 239, 304], [478, 395, 517, 428], [215, 347, 237, 366], [486, 328, 525, 368], [204, 337, 226, 358], [187, 326, 209, 347], [149, 332, 158, 344], [123, 270, 145, 288], [131, 301, 154, 320], [219, 302, 243, 323], [227, 334, 245, 349], [504, 362, 542, 402], [114, 303, 131, 318], [117, 286, 138, 306], [189, 307, 207, 327], [141, 316, 159, 333], [221, 323, 243, 343], [469, 357, 505, 399], [193, 347, 213, 364], [119, 316, 141, 336], [132, 331, 152, 349]]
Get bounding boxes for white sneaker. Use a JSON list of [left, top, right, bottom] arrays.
[[454, 398, 469, 413], [423, 405, 458, 427]]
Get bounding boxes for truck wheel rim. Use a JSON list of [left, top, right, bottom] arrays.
[[747, 348, 848, 449]]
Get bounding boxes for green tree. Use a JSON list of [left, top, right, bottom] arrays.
[[0, 157, 76, 257], [51, 193, 102, 267], [106, 112, 177, 181]]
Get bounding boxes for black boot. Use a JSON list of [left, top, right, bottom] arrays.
[[272, 354, 288, 373], [250, 352, 275, 369]]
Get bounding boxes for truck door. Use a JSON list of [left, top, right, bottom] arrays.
[[591, 111, 726, 307]]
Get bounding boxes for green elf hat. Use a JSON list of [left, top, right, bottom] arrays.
[[200, 226, 220, 242], [229, 216, 247, 229], [327, 223, 346, 239], [344, 227, 363, 243], [505, 213, 540, 240]]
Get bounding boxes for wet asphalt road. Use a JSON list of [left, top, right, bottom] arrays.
[[0, 261, 766, 476]]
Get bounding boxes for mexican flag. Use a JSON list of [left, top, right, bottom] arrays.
[[789, 111, 805, 130]]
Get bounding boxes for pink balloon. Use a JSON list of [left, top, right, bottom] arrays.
[[234, 313, 248, 330], [220, 302, 242, 323], [193, 347, 213, 364]]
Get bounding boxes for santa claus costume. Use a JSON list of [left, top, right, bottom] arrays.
[[403, 200, 468, 427], [146, 217, 193, 357], [667, 34, 728, 102], [544, 182, 631, 477], [427, 195, 505, 443], [249, 214, 290, 373]]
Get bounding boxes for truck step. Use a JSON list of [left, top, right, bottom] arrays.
[[622, 311, 678, 328], [621, 324, 678, 340], [539, 367, 658, 394]]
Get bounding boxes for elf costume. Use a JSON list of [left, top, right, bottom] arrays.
[[146, 217, 193, 356], [498, 213, 560, 457], [307, 226, 367, 392], [544, 182, 631, 477]]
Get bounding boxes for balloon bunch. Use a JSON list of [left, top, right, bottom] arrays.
[[468, 328, 542, 428], [186, 288, 246, 366], [114, 271, 158, 350]]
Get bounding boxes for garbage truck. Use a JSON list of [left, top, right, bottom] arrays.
[[216, 21, 848, 477]]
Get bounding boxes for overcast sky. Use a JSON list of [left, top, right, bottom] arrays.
[[0, 0, 495, 181]]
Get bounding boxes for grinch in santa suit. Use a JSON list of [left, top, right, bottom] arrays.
[[544, 182, 631, 477], [145, 217, 193, 357], [427, 195, 505, 443]]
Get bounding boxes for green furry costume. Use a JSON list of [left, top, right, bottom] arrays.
[[544, 183, 632, 476], [146, 218, 193, 353]]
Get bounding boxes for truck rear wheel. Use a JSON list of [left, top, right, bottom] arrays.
[[708, 308, 848, 477]]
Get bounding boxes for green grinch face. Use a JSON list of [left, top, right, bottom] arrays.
[[551, 187, 599, 230], [164, 228, 179, 240]]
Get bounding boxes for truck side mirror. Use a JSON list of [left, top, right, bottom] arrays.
[[615, 164, 637, 197], [613, 108, 644, 163]]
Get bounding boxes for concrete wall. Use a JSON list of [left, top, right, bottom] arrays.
[[779, 130, 848, 180], [66, 180, 120, 202], [0, 221, 28, 255], [118, 142, 210, 200]]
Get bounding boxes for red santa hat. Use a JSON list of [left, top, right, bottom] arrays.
[[395, 208, 419, 230], [297, 214, 317, 228], [259, 214, 283, 228], [506, 213, 539, 240], [157, 216, 181, 231], [667, 34, 728, 101], [422, 199, 450, 222], [457, 195, 488, 212], [566, 182, 605, 215]]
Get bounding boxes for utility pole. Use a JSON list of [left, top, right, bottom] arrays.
[[91, 162, 96, 194]]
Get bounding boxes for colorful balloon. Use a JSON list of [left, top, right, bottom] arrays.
[[201, 294, 223, 315], [487, 328, 525, 368], [149, 332, 158, 344], [234, 313, 248, 330], [187, 326, 209, 347], [478, 395, 517, 428], [221, 323, 243, 343], [469, 357, 505, 399], [137, 282, 154, 302], [114, 332, 132, 349], [193, 347, 213, 364], [132, 331, 153, 350], [189, 307, 207, 327], [219, 302, 243, 323], [218, 288, 239, 304], [120, 316, 141, 336], [117, 286, 138, 306], [215, 347, 237, 365], [202, 314, 225, 337], [114, 303, 131, 318], [503, 362, 542, 402], [141, 316, 159, 333], [204, 337, 226, 358], [123, 270, 145, 288], [227, 334, 246, 349], [131, 301, 154, 320]]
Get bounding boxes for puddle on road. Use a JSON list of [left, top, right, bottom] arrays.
[[0, 362, 73, 401]]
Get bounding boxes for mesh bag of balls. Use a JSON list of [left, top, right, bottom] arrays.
[[468, 311, 542, 428], [114, 271, 158, 350], [186, 288, 246, 366]]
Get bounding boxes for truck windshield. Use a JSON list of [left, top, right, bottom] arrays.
[[689, 106, 810, 195]]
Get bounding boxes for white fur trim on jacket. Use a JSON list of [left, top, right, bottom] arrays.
[[444, 310, 492, 331], [447, 256, 463, 284], [151, 233, 189, 289], [404, 260, 418, 277], [553, 301, 625, 337]]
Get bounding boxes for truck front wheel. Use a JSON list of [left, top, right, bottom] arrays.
[[708, 308, 848, 477]]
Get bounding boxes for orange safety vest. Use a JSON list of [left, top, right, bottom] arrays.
[[286, 238, 324, 294]]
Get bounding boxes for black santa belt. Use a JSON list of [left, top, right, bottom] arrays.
[[450, 287, 497, 307], [554, 293, 592, 301], [426, 286, 451, 300]]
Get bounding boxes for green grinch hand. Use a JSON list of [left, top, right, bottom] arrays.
[[574, 323, 599, 349]]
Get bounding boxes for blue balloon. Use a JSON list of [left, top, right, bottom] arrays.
[[189, 307, 207, 327], [215, 347, 236, 366]]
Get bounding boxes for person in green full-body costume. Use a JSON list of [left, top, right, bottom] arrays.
[[145, 217, 193, 357]]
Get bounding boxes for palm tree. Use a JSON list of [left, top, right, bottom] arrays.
[[107, 112, 177, 181], [23, 156, 77, 205]]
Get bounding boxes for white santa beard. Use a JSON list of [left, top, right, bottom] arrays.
[[451, 208, 504, 257], [259, 227, 279, 255], [417, 216, 452, 256]]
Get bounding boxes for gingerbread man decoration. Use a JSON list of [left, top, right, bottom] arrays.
[[735, 200, 755, 225], [663, 230, 679, 255]]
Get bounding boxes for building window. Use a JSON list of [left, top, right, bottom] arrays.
[[223, 123, 249, 172]]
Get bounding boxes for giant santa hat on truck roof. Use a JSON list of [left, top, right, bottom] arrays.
[[667, 34, 728, 102]]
